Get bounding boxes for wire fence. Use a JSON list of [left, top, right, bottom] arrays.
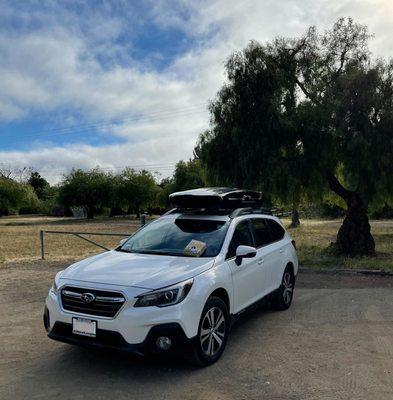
[[39, 230, 132, 260], [38, 211, 291, 260]]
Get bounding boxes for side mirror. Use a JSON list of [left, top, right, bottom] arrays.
[[235, 245, 257, 265], [119, 238, 127, 246]]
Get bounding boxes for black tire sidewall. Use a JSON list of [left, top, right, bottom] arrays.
[[194, 296, 230, 365], [275, 266, 295, 310]]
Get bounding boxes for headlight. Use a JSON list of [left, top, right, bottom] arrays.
[[51, 279, 58, 295], [134, 279, 193, 308], [51, 271, 63, 295]]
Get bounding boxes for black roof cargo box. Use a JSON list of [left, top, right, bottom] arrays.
[[169, 187, 262, 209]]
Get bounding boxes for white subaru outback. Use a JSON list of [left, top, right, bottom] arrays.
[[44, 188, 298, 366]]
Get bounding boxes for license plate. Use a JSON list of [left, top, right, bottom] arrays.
[[72, 318, 96, 337]]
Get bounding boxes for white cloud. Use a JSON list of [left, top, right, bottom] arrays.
[[0, 0, 392, 183]]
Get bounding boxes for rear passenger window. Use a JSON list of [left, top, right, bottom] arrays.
[[266, 219, 285, 242], [227, 221, 254, 259], [251, 219, 271, 247]]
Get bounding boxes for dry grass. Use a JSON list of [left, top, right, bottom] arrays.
[[0, 215, 142, 264], [1, 215, 392, 272], [282, 218, 393, 272]]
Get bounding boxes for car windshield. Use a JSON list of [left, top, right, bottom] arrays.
[[118, 217, 229, 257]]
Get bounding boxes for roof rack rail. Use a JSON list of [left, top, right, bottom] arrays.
[[163, 207, 233, 216], [163, 208, 177, 216], [162, 206, 273, 218], [229, 207, 273, 218]]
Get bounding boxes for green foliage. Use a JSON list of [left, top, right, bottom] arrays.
[[27, 171, 49, 199], [58, 169, 113, 218], [171, 159, 205, 192], [156, 177, 172, 208], [0, 177, 39, 215], [45, 163, 204, 217], [157, 159, 206, 207], [117, 168, 159, 215], [196, 17, 393, 211]]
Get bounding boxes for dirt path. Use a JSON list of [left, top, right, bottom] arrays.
[[0, 261, 392, 400]]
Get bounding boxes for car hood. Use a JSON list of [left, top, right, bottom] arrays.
[[60, 250, 215, 289]]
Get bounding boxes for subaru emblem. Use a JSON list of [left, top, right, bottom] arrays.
[[81, 292, 95, 303]]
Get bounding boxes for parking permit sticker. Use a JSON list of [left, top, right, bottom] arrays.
[[184, 240, 207, 257]]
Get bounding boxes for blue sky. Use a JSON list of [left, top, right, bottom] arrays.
[[0, 0, 392, 183], [0, 1, 197, 150]]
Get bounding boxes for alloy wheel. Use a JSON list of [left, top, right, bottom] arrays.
[[200, 306, 226, 356], [282, 271, 293, 305]]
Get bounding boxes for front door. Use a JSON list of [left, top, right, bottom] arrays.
[[225, 220, 264, 313]]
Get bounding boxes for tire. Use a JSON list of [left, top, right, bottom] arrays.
[[272, 265, 295, 311], [186, 296, 230, 366]]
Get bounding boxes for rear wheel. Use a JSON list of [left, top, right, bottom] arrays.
[[272, 266, 295, 311], [187, 296, 229, 366]]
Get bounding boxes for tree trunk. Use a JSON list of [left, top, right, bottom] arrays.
[[289, 208, 300, 228], [86, 206, 94, 219], [327, 173, 375, 256], [110, 206, 125, 217]]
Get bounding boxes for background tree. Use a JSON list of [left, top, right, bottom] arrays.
[[118, 168, 158, 217], [28, 171, 49, 200], [157, 159, 206, 208], [58, 169, 112, 218], [196, 18, 393, 256], [0, 177, 39, 216], [171, 159, 205, 192], [107, 173, 125, 217]]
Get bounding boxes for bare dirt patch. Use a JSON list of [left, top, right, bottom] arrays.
[[0, 260, 392, 400]]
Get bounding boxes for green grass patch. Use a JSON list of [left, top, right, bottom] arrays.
[[282, 218, 393, 272]]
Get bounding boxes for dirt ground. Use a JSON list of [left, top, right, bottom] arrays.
[[0, 261, 392, 400]]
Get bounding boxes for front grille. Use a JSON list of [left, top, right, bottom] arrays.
[[61, 286, 125, 317]]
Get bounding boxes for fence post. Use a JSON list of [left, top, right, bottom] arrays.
[[40, 230, 45, 260]]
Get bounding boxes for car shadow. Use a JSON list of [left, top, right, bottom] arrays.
[[8, 301, 280, 399]]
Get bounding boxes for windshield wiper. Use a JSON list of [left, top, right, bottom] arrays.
[[116, 248, 193, 257], [135, 250, 185, 256], [116, 248, 133, 253]]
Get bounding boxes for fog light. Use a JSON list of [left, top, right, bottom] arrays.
[[156, 336, 172, 351]]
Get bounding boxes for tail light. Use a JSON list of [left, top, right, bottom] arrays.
[[291, 240, 297, 250]]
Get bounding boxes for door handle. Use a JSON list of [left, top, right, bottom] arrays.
[[258, 258, 264, 265], [279, 249, 284, 254]]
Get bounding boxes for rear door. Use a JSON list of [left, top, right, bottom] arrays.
[[225, 220, 264, 312], [249, 218, 277, 295], [265, 218, 287, 291]]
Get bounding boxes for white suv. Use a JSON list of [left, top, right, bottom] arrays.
[[44, 188, 298, 366]]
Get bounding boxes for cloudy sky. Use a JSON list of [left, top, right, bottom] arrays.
[[0, 0, 392, 183]]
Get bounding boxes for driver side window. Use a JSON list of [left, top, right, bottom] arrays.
[[226, 220, 254, 259]]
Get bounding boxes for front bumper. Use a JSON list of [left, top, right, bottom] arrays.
[[44, 281, 204, 354], [45, 310, 193, 355]]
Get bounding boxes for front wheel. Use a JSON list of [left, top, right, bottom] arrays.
[[272, 266, 295, 311], [187, 296, 230, 366]]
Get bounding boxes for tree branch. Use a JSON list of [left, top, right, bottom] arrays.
[[288, 37, 308, 58], [326, 172, 353, 202], [294, 78, 320, 105]]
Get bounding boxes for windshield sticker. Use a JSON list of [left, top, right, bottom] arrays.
[[184, 240, 207, 257]]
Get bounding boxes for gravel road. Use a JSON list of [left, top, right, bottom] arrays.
[[0, 261, 392, 400]]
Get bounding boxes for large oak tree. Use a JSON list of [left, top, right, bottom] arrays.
[[196, 18, 393, 256]]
